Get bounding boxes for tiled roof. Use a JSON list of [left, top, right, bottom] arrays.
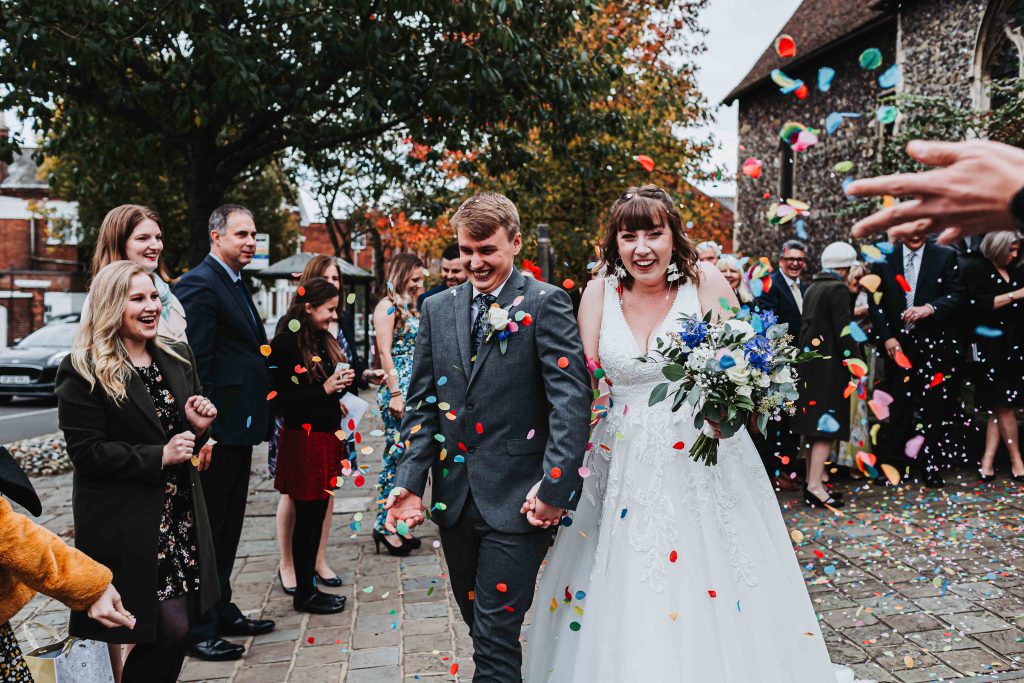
[[722, 0, 894, 105]]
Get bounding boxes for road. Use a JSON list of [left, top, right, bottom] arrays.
[[0, 397, 59, 443]]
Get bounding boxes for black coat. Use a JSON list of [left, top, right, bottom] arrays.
[[55, 342, 219, 643], [174, 255, 271, 444], [867, 241, 965, 368], [269, 332, 342, 433], [792, 272, 861, 441], [755, 270, 807, 339], [962, 257, 1024, 409]]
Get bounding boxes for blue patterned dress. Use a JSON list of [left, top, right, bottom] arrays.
[[375, 313, 420, 534]]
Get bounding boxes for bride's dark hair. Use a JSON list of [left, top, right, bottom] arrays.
[[600, 185, 700, 289]]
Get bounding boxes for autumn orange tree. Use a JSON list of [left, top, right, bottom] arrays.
[[434, 0, 719, 281]]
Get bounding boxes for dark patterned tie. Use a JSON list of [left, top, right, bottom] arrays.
[[470, 293, 497, 357]]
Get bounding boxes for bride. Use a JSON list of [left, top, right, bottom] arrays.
[[523, 185, 858, 682]]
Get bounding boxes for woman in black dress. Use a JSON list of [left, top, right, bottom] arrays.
[[55, 261, 219, 682], [963, 230, 1024, 482], [792, 242, 862, 508]]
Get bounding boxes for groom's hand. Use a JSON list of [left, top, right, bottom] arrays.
[[384, 487, 425, 532], [520, 479, 564, 528]]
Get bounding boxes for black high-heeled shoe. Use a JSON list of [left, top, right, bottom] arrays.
[[402, 536, 422, 550], [373, 529, 413, 556], [979, 470, 996, 483], [279, 569, 296, 596], [803, 486, 844, 509], [315, 572, 343, 588]]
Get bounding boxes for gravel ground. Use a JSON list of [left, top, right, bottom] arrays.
[[6, 433, 72, 476]]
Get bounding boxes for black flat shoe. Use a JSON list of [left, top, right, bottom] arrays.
[[803, 486, 844, 509], [294, 591, 347, 615], [373, 529, 413, 557], [219, 615, 275, 637], [279, 570, 296, 595], [187, 638, 245, 661], [315, 572, 343, 588]]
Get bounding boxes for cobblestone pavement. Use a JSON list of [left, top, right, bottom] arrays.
[[14, 418, 1024, 682]]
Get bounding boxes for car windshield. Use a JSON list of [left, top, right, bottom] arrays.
[[16, 323, 79, 348]]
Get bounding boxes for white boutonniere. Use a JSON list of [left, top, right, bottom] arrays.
[[482, 296, 532, 354]]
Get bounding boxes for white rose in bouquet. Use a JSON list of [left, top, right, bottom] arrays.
[[736, 385, 753, 397], [755, 371, 771, 388], [487, 305, 510, 331], [724, 319, 756, 341], [724, 350, 750, 384], [771, 366, 793, 385]]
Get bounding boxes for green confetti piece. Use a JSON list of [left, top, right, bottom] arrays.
[[353, 512, 363, 521], [832, 160, 854, 173], [569, 621, 581, 632], [427, 586, 434, 596], [362, 585, 374, 593], [859, 47, 882, 70], [396, 521, 409, 535], [287, 318, 301, 332], [347, 292, 356, 304]]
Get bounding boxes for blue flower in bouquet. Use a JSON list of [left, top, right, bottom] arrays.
[[742, 335, 773, 373], [679, 317, 709, 348], [758, 309, 778, 331], [497, 328, 512, 342]]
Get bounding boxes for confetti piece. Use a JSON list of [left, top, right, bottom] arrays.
[[550, 467, 562, 479], [287, 319, 301, 332], [557, 356, 569, 369], [354, 473, 365, 486], [859, 47, 883, 70], [636, 154, 655, 172], [880, 462, 901, 485], [578, 466, 591, 478], [893, 350, 912, 369], [741, 157, 763, 179], [774, 33, 796, 57], [562, 278, 575, 289], [346, 292, 356, 304], [260, 344, 272, 357], [708, 590, 717, 598], [878, 63, 901, 88], [266, 390, 278, 401], [825, 112, 860, 135], [817, 414, 841, 433], [437, 376, 448, 386], [476, 422, 484, 434], [669, 550, 678, 563], [496, 583, 508, 593], [668, 612, 678, 621], [190, 455, 200, 467], [904, 434, 925, 459], [876, 105, 899, 124], [928, 372, 945, 388], [450, 663, 459, 675], [833, 160, 854, 174], [976, 325, 1003, 338], [790, 529, 804, 543], [672, 441, 685, 450], [817, 66, 835, 92]]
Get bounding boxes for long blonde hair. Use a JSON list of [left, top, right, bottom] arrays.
[[382, 253, 423, 329], [72, 261, 184, 403]]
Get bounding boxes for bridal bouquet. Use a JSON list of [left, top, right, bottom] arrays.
[[646, 308, 820, 466]]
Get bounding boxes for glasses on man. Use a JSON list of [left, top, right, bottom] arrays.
[[780, 257, 806, 264]]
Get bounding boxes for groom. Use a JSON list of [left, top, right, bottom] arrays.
[[385, 192, 592, 680]]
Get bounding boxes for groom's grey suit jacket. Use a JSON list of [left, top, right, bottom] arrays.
[[394, 268, 592, 534]]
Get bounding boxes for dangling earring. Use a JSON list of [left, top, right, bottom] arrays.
[[666, 261, 681, 282], [614, 259, 628, 279]]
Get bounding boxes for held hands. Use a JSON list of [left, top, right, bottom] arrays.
[[384, 487, 425, 532], [184, 395, 217, 434], [162, 431, 196, 467], [519, 479, 565, 528], [87, 583, 134, 629]]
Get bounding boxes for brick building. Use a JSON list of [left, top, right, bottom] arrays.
[[724, 0, 1021, 263], [0, 140, 86, 347]]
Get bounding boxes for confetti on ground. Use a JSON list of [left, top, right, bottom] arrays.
[[859, 47, 883, 70]]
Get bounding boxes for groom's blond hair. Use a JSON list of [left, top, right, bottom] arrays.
[[451, 192, 520, 240]]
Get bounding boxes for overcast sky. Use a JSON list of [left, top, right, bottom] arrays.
[[692, 0, 803, 197]]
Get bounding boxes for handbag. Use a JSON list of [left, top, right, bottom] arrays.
[[21, 621, 114, 683]]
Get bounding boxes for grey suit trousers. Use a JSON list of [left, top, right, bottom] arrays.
[[439, 493, 554, 682]]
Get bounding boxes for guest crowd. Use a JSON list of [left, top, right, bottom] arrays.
[[1, 134, 1024, 681]]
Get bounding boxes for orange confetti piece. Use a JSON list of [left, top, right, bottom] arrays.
[[893, 350, 913, 369], [260, 344, 272, 357], [562, 278, 575, 289], [496, 582, 508, 593], [895, 274, 911, 293], [266, 390, 278, 401], [636, 154, 655, 172], [928, 372, 945, 387], [557, 356, 569, 369], [297, 285, 306, 296], [550, 467, 562, 479], [450, 663, 459, 675], [468, 590, 475, 601]]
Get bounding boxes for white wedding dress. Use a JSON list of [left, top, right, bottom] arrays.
[[524, 276, 859, 682]]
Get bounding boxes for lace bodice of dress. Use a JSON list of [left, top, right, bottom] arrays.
[[597, 275, 700, 401]]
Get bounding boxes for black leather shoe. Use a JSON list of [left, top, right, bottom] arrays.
[[294, 591, 347, 615], [315, 572, 343, 588], [219, 615, 275, 637], [187, 638, 245, 661]]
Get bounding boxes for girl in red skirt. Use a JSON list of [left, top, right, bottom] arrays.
[[270, 277, 355, 614]]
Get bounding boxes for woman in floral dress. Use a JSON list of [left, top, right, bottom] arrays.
[[372, 253, 424, 555]]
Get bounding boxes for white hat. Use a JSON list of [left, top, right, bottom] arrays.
[[820, 242, 858, 270]]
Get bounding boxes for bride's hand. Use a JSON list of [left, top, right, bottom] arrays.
[[520, 479, 542, 516]]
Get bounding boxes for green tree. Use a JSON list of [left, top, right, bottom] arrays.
[[1, 0, 620, 264]]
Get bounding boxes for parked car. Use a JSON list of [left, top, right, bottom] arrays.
[[0, 315, 80, 403]]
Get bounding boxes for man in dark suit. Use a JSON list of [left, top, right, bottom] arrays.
[[386, 193, 592, 680], [417, 242, 468, 308], [175, 204, 275, 660], [868, 234, 966, 488], [754, 239, 808, 487]]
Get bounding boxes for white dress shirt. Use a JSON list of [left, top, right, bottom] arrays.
[[471, 266, 515, 320]]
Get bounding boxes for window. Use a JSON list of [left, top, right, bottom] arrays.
[[43, 217, 82, 246], [975, 0, 1024, 109]]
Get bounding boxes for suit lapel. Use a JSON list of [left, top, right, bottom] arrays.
[[468, 269, 525, 388], [453, 283, 473, 380], [915, 242, 939, 306], [205, 255, 262, 342], [775, 271, 798, 309]]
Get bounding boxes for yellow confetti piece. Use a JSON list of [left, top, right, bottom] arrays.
[[445, 412, 457, 421], [669, 612, 679, 621], [790, 529, 804, 543], [410, 424, 422, 434], [880, 463, 901, 485], [861, 244, 883, 261], [191, 456, 200, 467], [311, 355, 321, 363], [904, 655, 915, 669], [550, 598, 558, 612], [859, 274, 881, 293], [870, 423, 881, 445], [882, 194, 895, 208], [335, 430, 348, 441], [361, 446, 374, 455], [438, 402, 451, 410]]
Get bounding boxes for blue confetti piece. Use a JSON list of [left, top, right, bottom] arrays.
[[976, 325, 1003, 338], [849, 321, 868, 343], [841, 177, 855, 198], [795, 218, 809, 240], [824, 564, 836, 576], [620, 508, 628, 519], [575, 590, 587, 600], [246, 415, 252, 428], [825, 112, 861, 135], [876, 105, 899, 124], [878, 63, 900, 89], [561, 516, 573, 527], [719, 355, 736, 370], [437, 376, 448, 386], [817, 413, 841, 433], [750, 278, 764, 297], [817, 66, 835, 92], [737, 600, 742, 612], [453, 455, 465, 463], [386, 305, 396, 316], [426, 395, 437, 404], [780, 79, 804, 95], [876, 241, 895, 254]]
